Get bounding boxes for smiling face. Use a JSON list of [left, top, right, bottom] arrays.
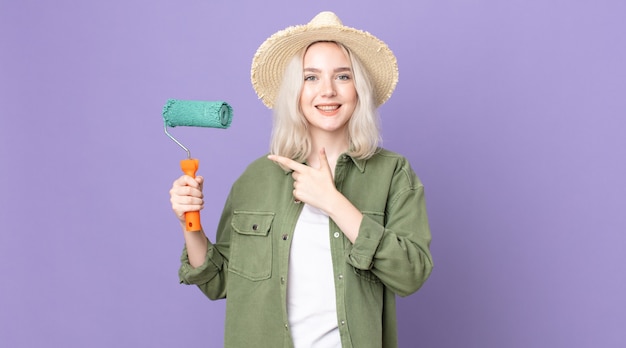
[[299, 41, 357, 139]]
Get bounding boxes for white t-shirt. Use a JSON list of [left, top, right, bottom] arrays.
[[287, 204, 341, 347]]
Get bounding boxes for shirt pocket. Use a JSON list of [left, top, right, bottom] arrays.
[[229, 210, 274, 281]]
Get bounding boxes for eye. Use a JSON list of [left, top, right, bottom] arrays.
[[304, 75, 317, 81], [337, 74, 352, 81]]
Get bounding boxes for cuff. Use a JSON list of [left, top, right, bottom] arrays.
[[346, 214, 385, 270], [178, 242, 224, 285]]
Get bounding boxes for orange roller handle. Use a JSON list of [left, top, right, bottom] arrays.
[[180, 158, 202, 232]]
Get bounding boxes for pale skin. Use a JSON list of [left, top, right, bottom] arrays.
[[170, 42, 363, 268], [169, 174, 207, 267]]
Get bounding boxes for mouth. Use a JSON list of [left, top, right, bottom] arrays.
[[316, 104, 341, 112]]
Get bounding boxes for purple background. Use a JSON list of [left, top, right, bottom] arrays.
[[1, 0, 625, 347]]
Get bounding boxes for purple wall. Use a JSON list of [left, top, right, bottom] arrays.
[[1, 1, 624, 347]]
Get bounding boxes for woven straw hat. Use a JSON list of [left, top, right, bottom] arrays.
[[251, 11, 399, 109]]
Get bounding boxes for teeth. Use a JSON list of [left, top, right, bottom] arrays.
[[317, 105, 339, 111]]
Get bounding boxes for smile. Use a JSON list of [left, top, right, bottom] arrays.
[[316, 105, 340, 111]]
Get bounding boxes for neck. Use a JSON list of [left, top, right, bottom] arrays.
[[307, 130, 349, 172]]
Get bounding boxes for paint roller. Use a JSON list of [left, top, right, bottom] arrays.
[[163, 99, 233, 231]]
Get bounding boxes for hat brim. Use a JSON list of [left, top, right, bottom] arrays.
[[251, 21, 398, 109]]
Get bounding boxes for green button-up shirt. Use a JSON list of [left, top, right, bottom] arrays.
[[179, 148, 433, 347]]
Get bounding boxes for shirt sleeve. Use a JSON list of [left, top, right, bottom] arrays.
[[177, 194, 234, 300], [347, 162, 434, 297], [178, 239, 225, 284]]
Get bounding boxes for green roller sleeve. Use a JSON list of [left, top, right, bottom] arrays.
[[162, 99, 233, 129]]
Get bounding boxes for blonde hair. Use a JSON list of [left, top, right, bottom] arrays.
[[270, 41, 381, 163]]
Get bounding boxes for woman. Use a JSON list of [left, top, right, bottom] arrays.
[[170, 11, 433, 348]]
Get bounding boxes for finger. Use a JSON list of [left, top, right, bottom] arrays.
[[171, 194, 203, 206], [170, 179, 203, 199], [174, 174, 200, 189], [172, 201, 204, 218], [318, 147, 331, 171], [268, 154, 308, 172], [195, 175, 204, 190], [182, 185, 204, 198], [293, 189, 301, 204], [171, 193, 204, 213], [169, 188, 203, 207]]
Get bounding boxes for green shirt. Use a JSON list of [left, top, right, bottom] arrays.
[[179, 148, 434, 347]]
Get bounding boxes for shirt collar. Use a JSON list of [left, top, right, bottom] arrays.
[[339, 153, 366, 173], [278, 153, 367, 174]]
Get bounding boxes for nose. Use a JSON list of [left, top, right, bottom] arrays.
[[320, 78, 337, 97]]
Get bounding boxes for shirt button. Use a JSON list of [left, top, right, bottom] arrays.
[[280, 277, 285, 284], [282, 234, 288, 240], [252, 224, 259, 231], [338, 274, 343, 280], [333, 232, 340, 238], [340, 320, 346, 326]]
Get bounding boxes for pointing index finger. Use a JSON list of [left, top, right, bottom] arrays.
[[267, 154, 307, 172]]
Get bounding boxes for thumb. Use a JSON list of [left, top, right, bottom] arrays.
[[318, 147, 331, 171]]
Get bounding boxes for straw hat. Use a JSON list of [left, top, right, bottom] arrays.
[[251, 11, 399, 109]]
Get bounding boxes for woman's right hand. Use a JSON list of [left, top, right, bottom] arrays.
[[169, 175, 204, 226]]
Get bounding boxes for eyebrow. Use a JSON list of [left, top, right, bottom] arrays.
[[303, 67, 352, 73]]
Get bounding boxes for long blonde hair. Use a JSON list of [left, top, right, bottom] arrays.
[[270, 41, 381, 163]]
